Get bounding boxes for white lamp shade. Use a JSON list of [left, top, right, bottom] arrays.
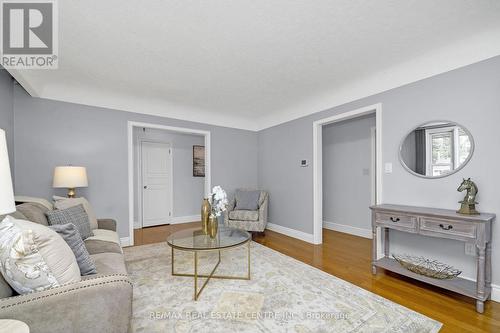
[[53, 166, 88, 188], [0, 129, 15, 215]]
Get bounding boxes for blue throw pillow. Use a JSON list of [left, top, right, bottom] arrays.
[[50, 223, 97, 275]]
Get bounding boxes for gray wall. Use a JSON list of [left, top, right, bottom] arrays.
[[0, 70, 14, 172], [13, 85, 258, 238], [258, 55, 500, 283], [133, 127, 204, 227], [322, 114, 375, 231]]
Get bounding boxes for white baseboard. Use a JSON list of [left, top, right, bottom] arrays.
[[491, 284, 500, 302], [171, 215, 201, 224], [120, 237, 131, 247], [266, 223, 314, 243], [323, 221, 372, 239]]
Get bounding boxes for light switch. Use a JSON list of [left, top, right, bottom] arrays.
[[384, 163, 393, 173]]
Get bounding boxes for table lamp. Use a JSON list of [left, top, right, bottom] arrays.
[[53, 166, 88, 198], [0, 129, 15, 216]]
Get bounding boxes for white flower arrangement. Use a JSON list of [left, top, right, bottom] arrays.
[[209, 186, 228, 217]]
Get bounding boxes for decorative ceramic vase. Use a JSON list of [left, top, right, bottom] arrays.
[[208, 215, 218, 239], [201, 198, 211, 234]]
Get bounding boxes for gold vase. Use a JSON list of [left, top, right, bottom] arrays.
[[208, 215, 218, 239], [201, 198, 211, 234]]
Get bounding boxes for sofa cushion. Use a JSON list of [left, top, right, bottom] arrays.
[[229, 210, 259, 221], [53, 196, 99, 230], [50, 223, 97, 275], [88, 252, 127, 275], [0, 216, 81, 294], [84, 229, 122, 255], [46, 204, 93, 240], [15, 203, 49, 226], [235, 190, 261, 210], [14, 196, 53, 210]]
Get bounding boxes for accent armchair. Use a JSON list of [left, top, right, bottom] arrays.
[[224, 190, 268, 233]]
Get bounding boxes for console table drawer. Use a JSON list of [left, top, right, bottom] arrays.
[[420, 218, 477, 240], [375, 212, 417, 231]]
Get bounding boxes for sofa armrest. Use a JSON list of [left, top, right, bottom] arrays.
[[97, 218, 117, 231], [0, 274, 132, 333]]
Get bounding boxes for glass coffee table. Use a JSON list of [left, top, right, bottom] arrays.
[[167, 226, 251, 300]]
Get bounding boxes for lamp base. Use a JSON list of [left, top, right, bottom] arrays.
[[67, 188, 76, 198]]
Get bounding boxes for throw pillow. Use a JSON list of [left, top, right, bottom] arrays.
[[46, 204, 93, 240], [50, 223, 97, 275], [53, 196, 99, 230], [235, 190, 261, 210], [0, 216, 81, 294]]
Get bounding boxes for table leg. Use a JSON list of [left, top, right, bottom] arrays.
[[171, 247, 175, 275], [372, 226, 377, 275], [384, 228, 390, 258], [194, 251, 198, 301], [476, 244, 486, 313], [247, 240, 251, 279], [486, 242, 492, 296]]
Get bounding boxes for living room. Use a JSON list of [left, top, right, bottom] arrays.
[[0, 1, 499, 332]]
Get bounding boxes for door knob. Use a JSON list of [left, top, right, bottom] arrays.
[[144, 185, 147, 189]]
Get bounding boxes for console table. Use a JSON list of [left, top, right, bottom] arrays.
[[370, 204, 495, 313]]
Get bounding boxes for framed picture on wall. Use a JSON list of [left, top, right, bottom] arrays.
[[193, 145, 205, 177]]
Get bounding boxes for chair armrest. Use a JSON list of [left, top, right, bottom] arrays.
[[224, 199, 236, 225], [97, 218, 117, 231], [0, 274, 132, 333], [259, 194, 269, 225]]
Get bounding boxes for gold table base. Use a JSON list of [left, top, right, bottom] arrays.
[[171, 240, 251, 301]]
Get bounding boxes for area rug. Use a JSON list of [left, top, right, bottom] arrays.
[[124, 242, 442, 333]]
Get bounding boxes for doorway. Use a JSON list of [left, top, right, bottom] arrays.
[[312, 103, 382, 246], [127, 121, 211, 246], [321, 114, 376, 238]]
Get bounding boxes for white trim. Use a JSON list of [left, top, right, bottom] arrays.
[[266, 223, 314, 244], [120, 237, 131, 247], [128, 121, 211, 246], [312, 103, 382, 245], [323, 221, 372, 239], [171, 215, 201, 224]]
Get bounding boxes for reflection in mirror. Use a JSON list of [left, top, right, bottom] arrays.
[[400, 121, 473, 178]]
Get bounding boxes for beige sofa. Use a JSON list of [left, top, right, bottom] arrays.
[[0, 202, 132, 333]]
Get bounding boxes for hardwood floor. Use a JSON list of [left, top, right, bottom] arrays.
[[132, 223, 500, 333]]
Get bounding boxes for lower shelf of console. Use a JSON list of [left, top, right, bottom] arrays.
[[373, 257, 490, 302]]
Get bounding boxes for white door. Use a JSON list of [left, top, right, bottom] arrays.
[[141, 141, 172, 227]]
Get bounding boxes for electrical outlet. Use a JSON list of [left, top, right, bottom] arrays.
[[465, 243, 476, 256]]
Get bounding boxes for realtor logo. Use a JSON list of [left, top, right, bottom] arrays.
[[1, 0, 58, 69]]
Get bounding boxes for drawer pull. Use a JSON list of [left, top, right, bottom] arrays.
[[439, 224, 453, 231], [390, 217, 400, 223]]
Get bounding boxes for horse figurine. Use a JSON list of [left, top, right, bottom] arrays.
[[457, 178, 479, 215]]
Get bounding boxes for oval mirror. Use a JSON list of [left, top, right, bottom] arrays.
[[399, 121, 474, 178]]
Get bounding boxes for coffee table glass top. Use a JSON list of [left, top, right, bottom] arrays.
[[167, 226, 250, 250]]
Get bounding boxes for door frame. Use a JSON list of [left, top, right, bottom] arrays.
[[139, 140, 174, 228], [128, 121, 211, 246], [312, 103, 382, 245]]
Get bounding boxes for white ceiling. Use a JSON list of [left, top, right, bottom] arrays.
[[10, 0, 500, 131]]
